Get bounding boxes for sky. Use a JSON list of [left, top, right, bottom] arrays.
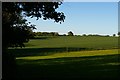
[[26, 2, 118, 35]]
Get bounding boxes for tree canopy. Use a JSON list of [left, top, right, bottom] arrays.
[[68, 31, 74, 36], [2, 2, 65, 49]]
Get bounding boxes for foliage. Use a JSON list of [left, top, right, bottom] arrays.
[[68, 31, 74, 36], [118, 32, 120, 36], [2, 2, 65, 79], [82, 34, 86, 36], [113, 34, 116, 37], [19, 2, 65, 23], [34, 32, 59, 36], [2, 2, 65, 49]]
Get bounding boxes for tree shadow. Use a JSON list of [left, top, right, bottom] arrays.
[[16, 54, 120, 80], [8, 47, 94, 57]]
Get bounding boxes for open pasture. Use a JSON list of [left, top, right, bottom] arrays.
[[25, 36, 118, 49], [16, 49, 120, 80], [8, 36, 119, 79]]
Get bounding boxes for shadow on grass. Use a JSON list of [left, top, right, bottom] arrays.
[[8, 47, 95, 57], [16, 54, 120, 80]]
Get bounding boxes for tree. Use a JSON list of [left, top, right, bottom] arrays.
[[113, 34, 116, 37], [82, 34, 87, 36], [3, 2, 65, 49], [2, 2, 65, 79], [68, 31, 74, 36], [54, 32, 59, 36]]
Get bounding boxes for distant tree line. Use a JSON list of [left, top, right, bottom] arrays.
[[32, 31, 119, 37], [34, 32, 59, 36], [33, 31, 74, 36], [83, 34, 110, 37]]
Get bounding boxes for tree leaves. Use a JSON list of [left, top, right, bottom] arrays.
[[2, 2, 65, 48]]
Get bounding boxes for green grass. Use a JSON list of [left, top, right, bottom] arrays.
[[16, 49, 118, 60], [24, 36, 118, 49], [8, 36, 119, 79], [9, 36, 118, 57], [16, 49, 120, 80]]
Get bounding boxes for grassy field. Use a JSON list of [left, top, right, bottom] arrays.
[[16, 49, 120, 80], [16, 49, 118, 60], [24, 36, 118, 49], [8, 36, 119, 79], [8, 36, 118, 57]]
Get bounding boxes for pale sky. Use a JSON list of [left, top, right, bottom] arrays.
[[26, 2, 118, 35]]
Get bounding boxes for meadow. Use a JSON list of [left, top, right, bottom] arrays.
[[25, 36, 118, 49], [8, 36, 120, 80]]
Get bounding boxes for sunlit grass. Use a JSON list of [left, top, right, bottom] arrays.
[[16, 49, 120, 79], [24, 36, 118, 49], [14, 36, 119, 79], [16, 49, 119, 60]]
